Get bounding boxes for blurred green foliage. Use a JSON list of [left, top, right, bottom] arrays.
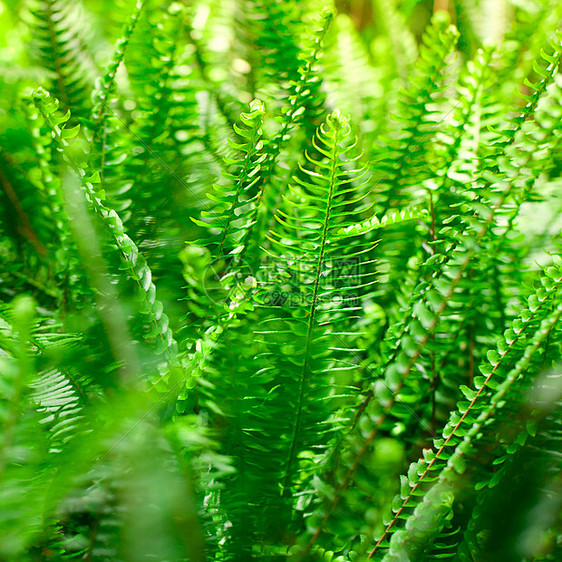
[[0, 0, 561, 560]]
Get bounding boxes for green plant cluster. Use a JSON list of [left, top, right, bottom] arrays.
[[0, 0, 561, 560]]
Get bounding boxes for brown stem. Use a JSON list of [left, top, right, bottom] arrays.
[[0, 165, 47, 257], [468, 323, 475, 387], [433, 0, 450, 13]]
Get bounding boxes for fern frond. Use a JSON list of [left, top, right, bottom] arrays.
[[32, 89, 178, 375], [26, 0, 95, 118], [371, 12, 459, 214], [89, 0, 145, 134], [193, 99, 266, 263], [246, 11, 335, 262], [250, 110, 375, 534]]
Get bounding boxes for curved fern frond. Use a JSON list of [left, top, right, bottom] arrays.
[[89, 0, 145, 134], [32, 89, 178, 375], [193, 99, 266, 263]]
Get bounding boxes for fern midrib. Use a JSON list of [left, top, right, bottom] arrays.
[[281, 124, 340, 496]]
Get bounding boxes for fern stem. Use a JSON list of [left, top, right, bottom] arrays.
[[281, 113, 340, 496], [0, 163, 47, 257]]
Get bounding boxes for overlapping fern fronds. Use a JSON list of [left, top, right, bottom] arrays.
[[1, 1, 561, 561]]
